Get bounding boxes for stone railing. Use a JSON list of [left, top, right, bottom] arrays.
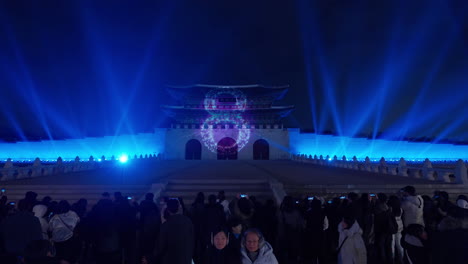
[[0, 153, 162, 181], [291, 154, 468, 185]]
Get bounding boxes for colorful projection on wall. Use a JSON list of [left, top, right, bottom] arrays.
[[200, 88, 251, 153]]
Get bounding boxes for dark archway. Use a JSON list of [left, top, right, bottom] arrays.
[[253, 139, 269, 160], [217, 137, 238, 160], [185, 139, 202, 160]]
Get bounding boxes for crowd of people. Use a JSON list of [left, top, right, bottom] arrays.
[[0, 186, 467, 264]]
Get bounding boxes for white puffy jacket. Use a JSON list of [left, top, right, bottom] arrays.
[[401, 195, 424, 227]]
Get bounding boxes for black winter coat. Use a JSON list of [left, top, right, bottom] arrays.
[[203, 245, 242, 264], [155, 214, 194, 264]]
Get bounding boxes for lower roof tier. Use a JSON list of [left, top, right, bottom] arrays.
[[161, 105, 294, 124]]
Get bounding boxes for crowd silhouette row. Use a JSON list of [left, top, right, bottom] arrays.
[[0, 186, 467, 264]]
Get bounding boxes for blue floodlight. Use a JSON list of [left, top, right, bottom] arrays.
[[118, 154, 128, 163]]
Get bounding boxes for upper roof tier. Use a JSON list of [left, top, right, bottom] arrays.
[[166, 84, 290, 103]]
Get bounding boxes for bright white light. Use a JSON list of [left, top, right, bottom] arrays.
[[119, 154, 129, 163]]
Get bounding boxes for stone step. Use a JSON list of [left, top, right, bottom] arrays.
[[167, 179, 269, 184], [285, 184, 467, 191], [284, 183, 468, 200], [1, 189, 149, 195], [163, 190, 271, 197], [0, 185, 148, 190], [163, 177, 274, 203], [164, 184, 270, 191], [1, 184, 150, 205], [162, 194, 274, 203]]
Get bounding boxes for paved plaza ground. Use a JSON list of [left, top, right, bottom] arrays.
[[1, 160, 446, 186]]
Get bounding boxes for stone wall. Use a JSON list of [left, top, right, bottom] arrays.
[[164, 127, 290, 160], [0, 130, 166, 161], [288, 129, 468, 161]]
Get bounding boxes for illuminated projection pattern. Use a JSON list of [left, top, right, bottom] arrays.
[[200, 88, 251, 153]]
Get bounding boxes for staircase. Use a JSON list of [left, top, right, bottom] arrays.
[[285, 183, 468, 200], [161, 178, 275, 203], [0, 184, 151, 206]]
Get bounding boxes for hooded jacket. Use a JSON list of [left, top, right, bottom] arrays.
[[337, 220, 367, 264], [49, 210, 80, 242], [33, 204, 50, 239], [240, 231, 278, 264], [155, 214, 194, 264], [401, 195, 424, 227]]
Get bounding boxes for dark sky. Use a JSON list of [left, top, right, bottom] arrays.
[[0, 0, 467, 142]]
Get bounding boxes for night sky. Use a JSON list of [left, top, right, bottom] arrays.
[[0, 0, 467, 143]]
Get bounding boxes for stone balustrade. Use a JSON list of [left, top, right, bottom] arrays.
[[291, 154, 468, 185], [0, 153, 161, 181]]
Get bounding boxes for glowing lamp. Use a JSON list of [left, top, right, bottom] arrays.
[[119, 154, 129, 163]]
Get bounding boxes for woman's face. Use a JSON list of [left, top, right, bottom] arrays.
[[214, 232, 228, 250], [245, 232, 260, 252], [341, 220, 349, 229]]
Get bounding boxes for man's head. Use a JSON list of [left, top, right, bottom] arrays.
[[57, 200, 70, 214], [25, 191, 38, 201], [166, 198, 180, 215], [18, 199, 32, 212], [218, 190, 226, 201], [208, 194, 217, 205], [377, 193, 388, 203], [401, 186, 416, 196], [347, 192, 359, 201], [243, 228, 264, 253], [227, 217, 242, 234]]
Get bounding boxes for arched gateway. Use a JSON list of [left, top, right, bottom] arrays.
[[217, 137, 238, 160], [162, 84, 294, 160], [253, 139, 269, 160], [185, 139, 202, 160]]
